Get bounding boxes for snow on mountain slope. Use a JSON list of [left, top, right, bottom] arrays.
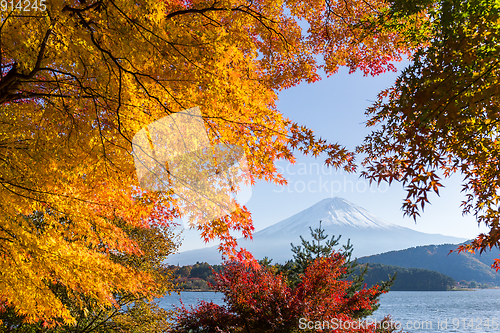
[[258, 197, 396, 236], [167, 197, 467, 265]]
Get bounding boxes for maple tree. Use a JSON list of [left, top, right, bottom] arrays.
[[277, 222, 394, 318], [0, 216, 177, 332], [0, 0, 421, 325], [170, 226, 399, 333], [358, 0, 500, 269]]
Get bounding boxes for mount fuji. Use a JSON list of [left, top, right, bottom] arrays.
[[167, 197, 467, 265]]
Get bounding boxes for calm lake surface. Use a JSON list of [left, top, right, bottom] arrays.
[[159, 289, 500, 332]]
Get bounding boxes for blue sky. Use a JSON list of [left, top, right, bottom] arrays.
[[177, 62, 490, 252]]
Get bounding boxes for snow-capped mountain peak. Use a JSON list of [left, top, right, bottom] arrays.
[[168, 197, 467, 265], [258, 197, 396, 236]]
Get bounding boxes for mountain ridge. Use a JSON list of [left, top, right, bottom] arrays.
[[258, 197, 396, 236], [168, 197, 467, 265], [358, 242, 499, 284]]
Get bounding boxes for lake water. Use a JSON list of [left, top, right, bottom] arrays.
[[159, 289, 500, 332]]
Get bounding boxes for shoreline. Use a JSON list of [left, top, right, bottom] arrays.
[[174, 289, 217, 292], [174, 287, 500, 293]]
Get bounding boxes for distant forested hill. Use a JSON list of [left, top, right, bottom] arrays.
[[356, 263, 455, 291], [169, 261, 456, 292], [358, 242, 499, 284]]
